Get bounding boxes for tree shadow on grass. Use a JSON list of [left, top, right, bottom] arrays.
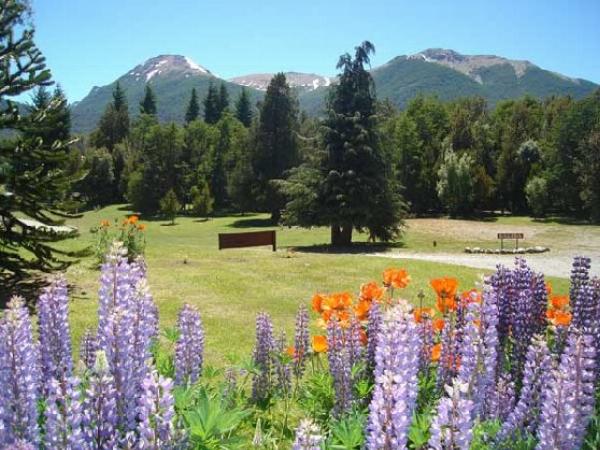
[[228, 217, 275, 228], [532, 216, 591, 226], [291, 241, 406, 255], [160, 222, 179, 227]]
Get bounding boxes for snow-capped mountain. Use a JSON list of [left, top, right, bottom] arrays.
[[125, 55, 212, 83], [229, 72, 332, 92]]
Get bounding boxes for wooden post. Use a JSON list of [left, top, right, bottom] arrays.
[[272, 230, 276, 252]]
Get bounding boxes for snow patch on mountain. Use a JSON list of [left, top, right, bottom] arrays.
[[229, 72, 332, 91]]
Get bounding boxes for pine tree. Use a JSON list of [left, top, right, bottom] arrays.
[[185, 88, 200, 123], [203, 82, 220, 124], [190, 181, 214, 219], [0, 0, 83, 292], [217, 83, 229, 117], [279, 42, 406, 245], [91, 82, 130, 151], [235, 88, 253, 127], [254, 73, 299, 222], [140, 84, 157, 115]]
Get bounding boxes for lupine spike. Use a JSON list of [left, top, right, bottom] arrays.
[[365, 305, 421, 449], [366, 301, 383, 369], [43, 376, 84, 449], [136, 370, 176, 449], [79, 328, 99, 370], [38, 274, 73, 383], [81, 351, 118, 449], [0, 296, 41, 446], [252, 313, 275, 402], [536, 331, 596, 450], [327, 319, 354, 416], [429, 381, 474, 450], [174, 303, 205, 386], [292, 419, 324, 450], [274, 330, 291, 394], [293, 304, 310, 379]]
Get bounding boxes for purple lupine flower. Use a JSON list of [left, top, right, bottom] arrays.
[[274, 330, 291, 394], [437, 312, 460, 389], [327, 319, 354, 416], [97, 241, 135, 350], [480, 285, 500, 420], [457, 302, 481, 388], [129, 279, 159, 384], [367, 302, 383, 370], [365, 306, 420, 449], [486, 372, 516, 422], [292, 419, 324, 450], [293, 304, 310, 379], [43, 376, 84, 449], [38, 274, 73, 383], [251, 313, 275, 402], [136, 370, 175, 449], [429, 381, 474, 450], [4, 440, 36, 450], [499, 336, 552, 441], [100, 306, 137, 432], [0, 296, 41, 446], [347, 317, 364, 371], [80, 329, 99, 370], [536, 331, 596, 450], [174, 303, 204, 386], [81, 351, 118, 450]]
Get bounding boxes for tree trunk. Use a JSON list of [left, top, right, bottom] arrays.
[[331, 224, 353, 246]]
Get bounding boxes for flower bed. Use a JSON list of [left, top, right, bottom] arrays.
[[0, 242, 598, 449]]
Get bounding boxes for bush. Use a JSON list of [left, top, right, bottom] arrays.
[[525, 175, 550, 217]]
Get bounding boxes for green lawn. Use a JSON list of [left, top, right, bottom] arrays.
[[59, 206, 570, 366]]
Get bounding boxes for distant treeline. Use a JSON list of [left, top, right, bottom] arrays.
[[71, 76, 600, 223]]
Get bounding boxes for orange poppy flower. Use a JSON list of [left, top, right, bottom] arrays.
[[137, 224, 146, 232], [354, 299, 372, 321], [312, 293, 328, 313], [327, 292, 353, 311], [551, 295, 569, 310], [431, 343, 442, 362], [128, 215, 139, 224], [552, 310, 572, 327], [431, 277, 459, 299], [383, 268, 411, 289], [312, 335, 328, 353], [286, 346, 296, 357], [100, 219, 110, 227], [360, 281, 384, 301], [414, 307, 435, 323], [433, 318, 445, 332], [546, 309, 556, 320], [436, 295, 457, 314]]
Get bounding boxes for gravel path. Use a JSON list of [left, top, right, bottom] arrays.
[[370, 251, 600, 278]]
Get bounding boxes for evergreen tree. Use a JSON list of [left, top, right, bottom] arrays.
[[203, 82, 220, 124], [235, 87, 253, 127], [217, 83, 229, 117], [140, 84, 157, 115], [92, 82, 130, 150], [254, 72, 299, 222], [280, 42, 406, 245], [0, 0, 82, 291], [160, 189, 181, 224], [190, 181, 214, 219], [185, 88, 200, 123], [78, 148, 115, 207]]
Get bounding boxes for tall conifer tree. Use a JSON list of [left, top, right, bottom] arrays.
[[254, 73, 299, 222], [203, 82, 220, 124], [185, 88, 200, 123], [140, 84, 157, 115], [235, 88, 253, 127], [0, 0, 82, 293]]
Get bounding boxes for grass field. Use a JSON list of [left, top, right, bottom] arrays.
[[57, 205, 572, 366]]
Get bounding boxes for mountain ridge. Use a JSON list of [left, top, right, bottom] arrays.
[[69, 49, 599, 133]]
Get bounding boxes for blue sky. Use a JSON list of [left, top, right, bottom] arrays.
[[33, 0, 600, 102]]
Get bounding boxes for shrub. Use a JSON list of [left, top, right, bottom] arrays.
[[160, 189, 181, 224], [525, 175, 550, 217]]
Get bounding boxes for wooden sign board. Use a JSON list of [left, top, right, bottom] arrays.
[[497, 233, 524, 240], [218, 230, 276, 251]]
